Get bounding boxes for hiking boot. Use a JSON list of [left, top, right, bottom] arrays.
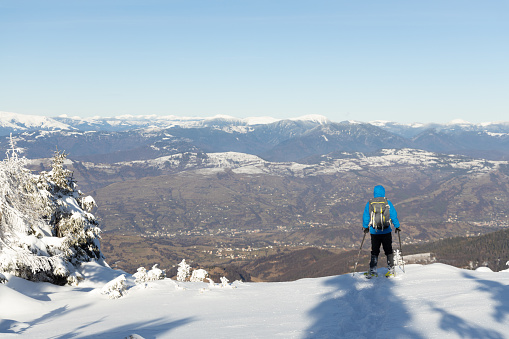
[[387, 253, 394, 269], [369, 255, 378, 274]]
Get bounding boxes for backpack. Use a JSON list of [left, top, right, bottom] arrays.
[[368, 197, 392, 230]]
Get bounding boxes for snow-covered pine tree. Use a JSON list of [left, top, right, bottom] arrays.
[[0, 143, 103, 285], [101, 274, 127, 299], [394, 249, 405, 267], [220, 276, 230, 287], [176, 259, 191, 282], [37, 150, 102, 264], [133, 264, 166, 284], [190, 268, 208, 282]]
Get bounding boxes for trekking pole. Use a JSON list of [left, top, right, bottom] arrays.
[[397, 230, 405, 273], [352, 231, 367, 276]]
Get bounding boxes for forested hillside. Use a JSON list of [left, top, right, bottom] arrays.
[[100, 227, 509, 282], [404, 228, 509, 272], [238, 227, 509, 281]]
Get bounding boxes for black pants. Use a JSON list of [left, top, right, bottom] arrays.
[[371, 233, 393, 257]]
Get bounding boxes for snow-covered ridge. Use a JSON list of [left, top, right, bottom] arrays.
[[3, 111, 509, 136], [289, 114, 330, 124], [42, 113, 331, 134], [57, 113, 327, 126], [0, 111, 72, 131], [119, 148, 506, 177], [370, 119, 509, 128]]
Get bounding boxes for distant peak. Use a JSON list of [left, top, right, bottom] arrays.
[[0, 111, 70, 130], [369, 120, 428, 128], [206, 114, 239, 121], [290, 115, 330, 124], [369, 120, 393, 126], [447, 119, 472, 125], [242, 116, 280, 125]]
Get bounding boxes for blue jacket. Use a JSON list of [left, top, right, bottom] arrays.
[[363, 185, 400, 234]]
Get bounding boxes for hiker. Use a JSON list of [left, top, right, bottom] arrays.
[[362, 185, 401, 275]]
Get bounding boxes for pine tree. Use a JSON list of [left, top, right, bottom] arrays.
[[177, 259, 191, 282], [0, 143, 104, 285], [37, 150, 102, 263]]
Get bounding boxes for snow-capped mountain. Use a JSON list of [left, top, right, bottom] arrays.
[[371, 119, 509, 138], [2, 111, 509, 163], [50, 114, 330, 133], [3, 110, 507, 135], [0, 111, 72, 135]]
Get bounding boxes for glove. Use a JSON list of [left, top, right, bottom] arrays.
[[363, 227, 369, 234], [395, 227, 401, 233]]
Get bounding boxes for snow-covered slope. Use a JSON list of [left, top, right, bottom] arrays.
[[0, 262, 508, 338], [121, 149, 508, 177], [0, 111, 72, 134], [370, 119, 509, 138]]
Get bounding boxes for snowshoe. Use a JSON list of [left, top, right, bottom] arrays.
[[364, 268, 378, 279]]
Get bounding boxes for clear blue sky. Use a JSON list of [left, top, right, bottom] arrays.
[[1, 0, 508, 123]]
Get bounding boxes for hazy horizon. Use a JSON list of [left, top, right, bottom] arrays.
[[1, 1, 508, 124]]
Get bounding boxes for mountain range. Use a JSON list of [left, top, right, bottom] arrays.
[[2, 111, 509, 162]]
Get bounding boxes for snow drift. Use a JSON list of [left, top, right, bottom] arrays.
[[0, 262, 508, 338]]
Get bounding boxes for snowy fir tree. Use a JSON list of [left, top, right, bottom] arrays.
[[176, 259, 191, 282], [0, 144, 103, 285], [394, 249, 405, 267], [133, 266, 149, 284], [147, 264, 166, 281], [220, 276, 230, 287], [190, 268, 208, 282], [101, 274, 127, 299], [133, 264, 166, 284]]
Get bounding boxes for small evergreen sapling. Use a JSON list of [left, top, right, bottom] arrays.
[[133, 267, 149, 284], [101, 274, 127, 299], [148, 264, 166, 281], [133, 264, 166, 284], [190, 268, 208, 282], [394, 250, 405, 267], [176, 259, 191, 282], [220, 276, 230, 287]]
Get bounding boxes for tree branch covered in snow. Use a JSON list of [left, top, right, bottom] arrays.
[[0, 146, 103, 285]]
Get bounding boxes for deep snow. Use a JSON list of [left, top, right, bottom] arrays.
[[0, 263, 508, 338]]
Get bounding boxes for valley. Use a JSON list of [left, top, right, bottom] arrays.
[[85, 155, 508, 278]]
